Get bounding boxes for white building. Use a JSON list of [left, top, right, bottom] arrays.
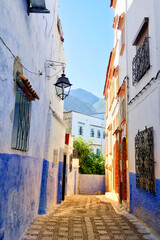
[[103, 0, 128, 202], [104, 0, 160, 235], [126, 0, 160, 235], [0, 1, 76, 239], [64, 111, 105, 156]]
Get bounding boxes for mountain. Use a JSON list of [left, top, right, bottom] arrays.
[[64, 95, 97, 115], [93, 98, 105, 113], [70, 88, 99, 105], [64, 88, 105, 117]]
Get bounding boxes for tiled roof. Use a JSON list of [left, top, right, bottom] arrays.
[[17, 72, 39, 100]]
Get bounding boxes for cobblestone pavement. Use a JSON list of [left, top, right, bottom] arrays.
[[22, 195, 160, 240]]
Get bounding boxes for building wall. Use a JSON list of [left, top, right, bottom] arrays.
[[79, 174, 105, 195], [64, 111, 105, 156], [126, 0, 160, 234], [0, 0, 66, 239], [104, 0, 128, 200]]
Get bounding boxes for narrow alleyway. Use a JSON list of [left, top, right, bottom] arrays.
[[22, 195, 159, 240]]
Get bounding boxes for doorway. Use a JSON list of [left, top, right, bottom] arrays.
[[62, 155, 67, 201]]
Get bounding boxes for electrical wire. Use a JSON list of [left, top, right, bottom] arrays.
[[0, 36, 43, 75]]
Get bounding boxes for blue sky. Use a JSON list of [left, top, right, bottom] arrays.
[[58, 0, 114, 98]]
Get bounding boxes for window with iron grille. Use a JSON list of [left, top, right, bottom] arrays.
[[132, 18, 150, 85], [97, 130, 101, 138], [78, 126, 83, 136], [90, 128, 94, 137], [11, 88, 31, 151]]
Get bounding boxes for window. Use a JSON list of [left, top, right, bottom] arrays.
[[90, 128, 94, 137], [96, 148, 100, 156], [78, 126, 83, 136], [11, 72, 39, 151], [97, 130, 101, 138], [132, 18, 150, 85], [27, 0, 50, 14], [11, 88, 31, 151], [103, 131, 105, 139]]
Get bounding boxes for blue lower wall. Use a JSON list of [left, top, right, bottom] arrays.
[[0, 153, 58, 240], [57, 162, 63, 204], [0, 153, 43, 240], [39, 160, 58, 214], [129, 172, 160, 235]]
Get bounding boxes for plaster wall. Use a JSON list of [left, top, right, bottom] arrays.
[[127, 0, 160, 181], [126, 0, 160, 233], [63, 111, 73, 134], [126, 0, 158, 101], [114, 0, 127, 87], [0, 0, 66, 239], [105, 0, 128, 193], [79, 174, 105, 195], [67, 168, 79, 196]]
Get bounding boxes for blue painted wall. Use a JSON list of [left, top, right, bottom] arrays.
[[0, 153, 59, 240], [129, 172, 160, 235], [0, 153, 43, 240], [57, 161, 63, 204], [39, 160, 58, 214]]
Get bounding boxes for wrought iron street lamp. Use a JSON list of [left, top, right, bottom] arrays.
[[45, 60, 72, 100], [54, 69, 72, 100]]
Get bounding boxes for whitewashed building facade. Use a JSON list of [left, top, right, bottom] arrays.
[[64, 111, 105, 156], [126, 0, 160, 235], [0, 1, 76, 239], [104, 0, 160, 235]]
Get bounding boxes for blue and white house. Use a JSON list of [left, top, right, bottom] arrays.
[[107, 0, 160, 235], [126, 0, 160, 234], [0, 1, 76, 239]]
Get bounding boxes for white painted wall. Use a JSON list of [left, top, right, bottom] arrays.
[[0, 0, 66, 161], [64, 111, 105, 156], [126, 0, 160, 179]]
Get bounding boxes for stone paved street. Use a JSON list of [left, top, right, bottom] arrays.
[[21, 195, 160, 240]]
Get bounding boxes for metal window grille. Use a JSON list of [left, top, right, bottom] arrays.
[[132, 37, 150, 85], [79, 126, 83, 135], [11, 88, 31, 151], [90, 128, 94, 137]]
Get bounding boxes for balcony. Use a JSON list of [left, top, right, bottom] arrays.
[[132, 37, 150, 85]]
